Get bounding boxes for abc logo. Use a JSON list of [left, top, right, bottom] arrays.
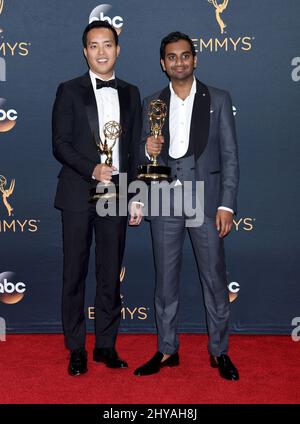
[[291, 57, 300, 82], [0, 98, 17, 132], [228, 281, 240, 302], [0, 110, 17, 120], [291, 317, 300, 342], [89, 4, 124, 33], [0, 272, 26, 304]]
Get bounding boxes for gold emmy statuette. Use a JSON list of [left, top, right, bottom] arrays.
[[137, 99, 171, 182], [89, 120, 122, 202]]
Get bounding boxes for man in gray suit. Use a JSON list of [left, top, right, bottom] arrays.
[[134, 32, 239, 380]]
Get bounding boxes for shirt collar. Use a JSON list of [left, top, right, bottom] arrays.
[[89, 70, 116, 90], [169, 76, 197, 100]]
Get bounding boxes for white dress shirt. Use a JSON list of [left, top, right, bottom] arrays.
[[169, 78, 196, 159], [90, 70, 120, 174]]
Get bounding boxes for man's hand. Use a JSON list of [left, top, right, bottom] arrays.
[[146, 135, 164, 157], [129, 202, 143, 226], [92, 164, 117, 182], [216, 210, 233, 238]]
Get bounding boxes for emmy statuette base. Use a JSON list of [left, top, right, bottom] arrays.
[[89, 183, 119, 203], [137, 164, 172, 183]]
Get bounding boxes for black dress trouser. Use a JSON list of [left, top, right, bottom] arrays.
[[61, 204, 127, 351]]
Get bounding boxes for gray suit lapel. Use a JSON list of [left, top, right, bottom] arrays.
[[190, 80, 211, 160]]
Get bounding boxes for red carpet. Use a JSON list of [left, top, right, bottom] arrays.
[[0, 334, 299, 404]]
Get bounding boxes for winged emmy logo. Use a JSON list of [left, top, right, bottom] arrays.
[[0, 175, 15, 217], [208, 0, 229, 34]]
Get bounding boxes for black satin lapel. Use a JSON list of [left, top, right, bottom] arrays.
[[190, 81, 210, 159], [117, 83, 130, 172], [158, 87, 171, 164], [82, 81, 100, 143]]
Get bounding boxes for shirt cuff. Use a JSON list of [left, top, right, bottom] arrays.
[[132, 201, 144, 207], [145, 144, 151, 160], [218, 206, 234, 214]]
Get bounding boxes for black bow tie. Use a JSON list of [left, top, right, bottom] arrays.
[[96, 78, 117, 90]]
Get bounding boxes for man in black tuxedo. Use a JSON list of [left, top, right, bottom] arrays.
[[134, 32, 239, 380], [52, 21, 141, 376]]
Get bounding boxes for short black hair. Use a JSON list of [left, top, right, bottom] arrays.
[[82, 21, 119, 48], [160, 31, 196, 59]]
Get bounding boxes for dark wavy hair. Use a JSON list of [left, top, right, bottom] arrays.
[[82, 21, 119, 48], [160, 31, 196, 59]]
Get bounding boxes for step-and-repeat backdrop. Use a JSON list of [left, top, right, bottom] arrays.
[[1, 0, 299, 336]]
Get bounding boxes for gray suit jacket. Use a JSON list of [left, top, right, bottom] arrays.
[[140, 79, 239, 217]]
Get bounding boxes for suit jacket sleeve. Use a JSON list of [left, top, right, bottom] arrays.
[[52, 83, 97, 180], [128, 87, 142, 181], [219, 91, 239, 213]]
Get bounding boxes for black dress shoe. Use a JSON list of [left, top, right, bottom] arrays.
[[93, 347, 128, 368], [210, 354, 239, 381], [134, 351, 179, 376], [68, 348, 88, 376]]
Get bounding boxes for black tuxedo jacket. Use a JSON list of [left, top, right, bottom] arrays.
[[140, 79, 239, 217], [52, 72, 141, 211]]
